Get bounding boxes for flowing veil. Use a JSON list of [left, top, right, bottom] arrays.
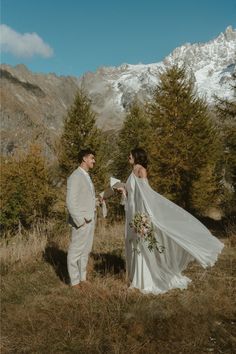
[[133, 175, 224, 270]]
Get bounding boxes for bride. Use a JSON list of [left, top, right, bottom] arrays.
[[118, 147, 224, 294]]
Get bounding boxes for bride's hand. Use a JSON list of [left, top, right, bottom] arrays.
[[116, 187, 126, 194]]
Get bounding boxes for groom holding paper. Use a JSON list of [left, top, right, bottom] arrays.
[[66, 148, 96, 288], [66, 147, 124, 289]]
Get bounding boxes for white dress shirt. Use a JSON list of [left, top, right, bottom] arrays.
[[79, 167, 95, 196]]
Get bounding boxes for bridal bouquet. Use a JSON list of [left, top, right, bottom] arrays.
[[130, 212, 164, 253]]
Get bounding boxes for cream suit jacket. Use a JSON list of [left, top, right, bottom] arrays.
[[66, 167, 96, 228]]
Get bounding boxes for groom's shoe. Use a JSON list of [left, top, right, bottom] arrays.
[[72, 281, 91, 290], [72, 283, 82, 289]]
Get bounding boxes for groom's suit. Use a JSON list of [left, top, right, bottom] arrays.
[[66, 166, 96, 286]]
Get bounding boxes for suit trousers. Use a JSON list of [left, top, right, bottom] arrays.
[[67, 219, 95, 286]]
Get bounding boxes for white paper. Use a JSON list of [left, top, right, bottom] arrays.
[[110, 177, 121, 188]]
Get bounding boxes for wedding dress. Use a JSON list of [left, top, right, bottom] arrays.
[[124, 172, 224, 294]]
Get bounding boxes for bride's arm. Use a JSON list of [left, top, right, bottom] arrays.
[[138, 167, 147, 179]]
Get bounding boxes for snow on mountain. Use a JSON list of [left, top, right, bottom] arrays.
[[1, 26, 235, 158], [78, 26, 236, 130], [165, 26, 236, 101]]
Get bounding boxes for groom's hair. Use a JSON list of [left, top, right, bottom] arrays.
[[131, 148, 148, 168], [78, 148, 95, 163]]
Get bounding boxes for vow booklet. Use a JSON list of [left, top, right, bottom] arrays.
[[100, 177, 125, 199], [110, 177, 125, 190]]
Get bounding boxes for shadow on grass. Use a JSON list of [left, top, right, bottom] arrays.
[[43, 242, 70, 284], [91, 252, 125, 277]]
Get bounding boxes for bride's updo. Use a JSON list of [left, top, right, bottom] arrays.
[[131, 148, 148, 168]]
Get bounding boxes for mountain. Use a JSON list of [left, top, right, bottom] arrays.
[[1, 26, 235, 158], [78, 26, 236, 130], [0, 64, 79, 158]]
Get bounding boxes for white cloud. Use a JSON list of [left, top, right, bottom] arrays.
[[0, 24, 54, 58]]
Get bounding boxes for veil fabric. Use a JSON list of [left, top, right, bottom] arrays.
[[124, 173, 224, 294]]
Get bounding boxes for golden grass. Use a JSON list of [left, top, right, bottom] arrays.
[[1, 220, 235, 353], [0, 225, 47, 270]]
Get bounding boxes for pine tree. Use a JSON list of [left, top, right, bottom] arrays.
[[215, 74, 236, 214], [0, 145, 56, 231], [114, 101, 152, 181], [104, 102, 152, 222], [148, 65, 221, 213], [58, 89, 107, 191]]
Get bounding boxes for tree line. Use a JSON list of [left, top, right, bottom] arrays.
[[1, 65, 235, 232]]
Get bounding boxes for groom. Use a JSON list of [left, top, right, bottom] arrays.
[[66, 148, 96, 288]]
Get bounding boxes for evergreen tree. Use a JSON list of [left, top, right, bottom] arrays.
[[0, 145, 56, 231], [105, 102, 152, 222], [148, 65, 221, 213], [58, 89, 107, 191], [114, 101, 152, 181], [215, 74, 236, 214]]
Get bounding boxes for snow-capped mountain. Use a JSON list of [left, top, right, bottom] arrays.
[[1, 26, 235, 158], [165, 26, 236, 71], [78, 26, 236, 130], [165, 25, 236, 101]]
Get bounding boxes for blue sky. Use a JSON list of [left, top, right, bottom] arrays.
[[1, 0, 235, 77]]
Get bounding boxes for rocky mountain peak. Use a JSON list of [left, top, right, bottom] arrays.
[[164, 26, 236, 72], [77, 26, 236, 130], [1, 26, 235, 158], [220, 25, 236, 41]]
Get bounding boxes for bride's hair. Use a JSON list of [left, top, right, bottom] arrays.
[[131, 148, 148, 168]]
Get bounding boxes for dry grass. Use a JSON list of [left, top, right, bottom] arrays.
[[1, 220, 235, 354], [0, 225, 48, 271]]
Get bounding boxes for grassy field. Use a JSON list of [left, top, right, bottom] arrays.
[[1, 219, 236, 354]]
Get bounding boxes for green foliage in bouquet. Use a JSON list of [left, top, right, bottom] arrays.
[[130, 212, 164, 253]]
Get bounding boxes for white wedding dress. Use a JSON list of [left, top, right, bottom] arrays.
[[124, 173, 224, 294]]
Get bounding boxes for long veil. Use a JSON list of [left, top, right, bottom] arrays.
[[133, 175, 224, 270]]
